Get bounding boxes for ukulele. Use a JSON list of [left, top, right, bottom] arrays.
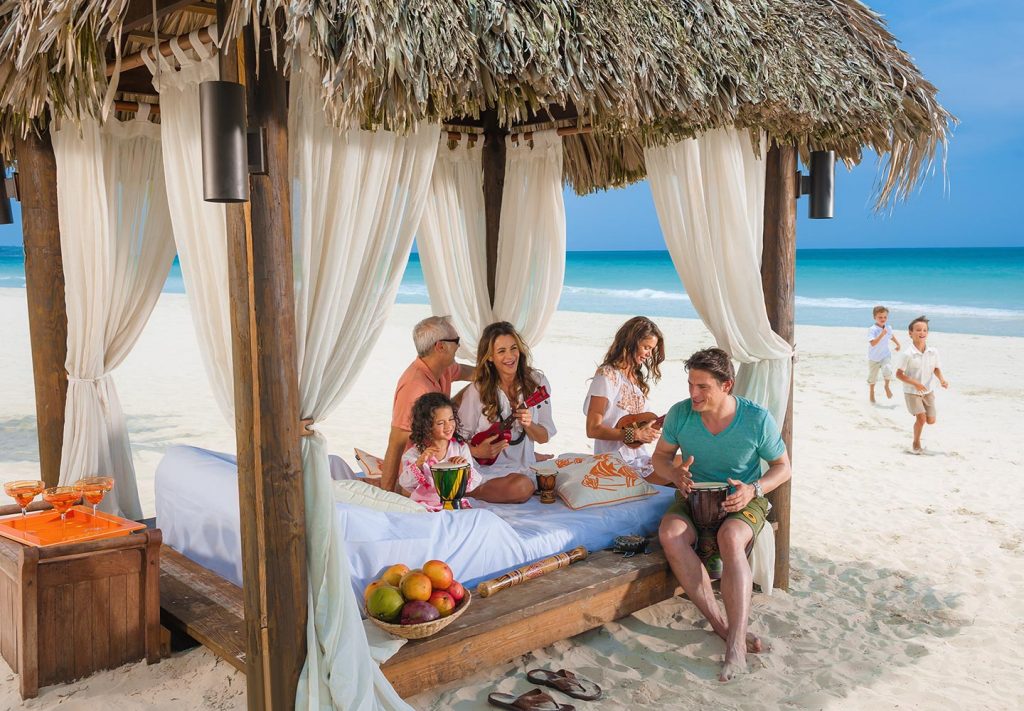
[[469, 385, 551, 465], [614, 412, 665, 449]]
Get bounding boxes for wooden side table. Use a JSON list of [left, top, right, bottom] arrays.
[[0, 511, 161, 699]]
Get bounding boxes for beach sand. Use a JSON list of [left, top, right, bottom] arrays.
[[1, 286, 1021, 710]]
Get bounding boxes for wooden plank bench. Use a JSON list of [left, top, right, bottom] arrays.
[[157, 545, 678, 695]]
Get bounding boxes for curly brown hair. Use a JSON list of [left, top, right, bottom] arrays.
[[600, 316, 665, 397], [684, 347, 735, 384], [409, 392, 464, 452], [472, 322, 541, 423]]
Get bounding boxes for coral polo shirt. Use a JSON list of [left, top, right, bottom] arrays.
[[391, 358, 461, 431]]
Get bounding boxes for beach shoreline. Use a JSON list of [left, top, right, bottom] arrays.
[[1, 288, 1022, 709]]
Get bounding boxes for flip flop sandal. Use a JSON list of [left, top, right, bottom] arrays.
[[487, 688, 576, 711], [526, 669, 602, 701]]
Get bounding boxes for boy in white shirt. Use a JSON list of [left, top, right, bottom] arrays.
[[867, 305, 901, 402], [895, 316, 949, 454]]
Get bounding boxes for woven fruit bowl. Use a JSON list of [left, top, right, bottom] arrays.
[[367, 589, 472, 640]]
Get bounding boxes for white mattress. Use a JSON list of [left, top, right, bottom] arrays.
[[155, 445, 675, 597]]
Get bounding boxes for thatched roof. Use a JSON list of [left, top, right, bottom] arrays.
[[0, 1, 953, 206]]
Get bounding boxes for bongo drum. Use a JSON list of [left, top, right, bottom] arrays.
[[430, 462, 472, 510], [688, 482, 731, 580]]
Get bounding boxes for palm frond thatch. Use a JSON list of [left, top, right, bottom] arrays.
[[0, 0, 954, 208]]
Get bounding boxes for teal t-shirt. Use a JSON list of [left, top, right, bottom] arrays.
[[661, 396, 785, 485]]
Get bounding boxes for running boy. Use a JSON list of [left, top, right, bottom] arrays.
[[867, 305, 901, 402], [895, 316, 949, 453]]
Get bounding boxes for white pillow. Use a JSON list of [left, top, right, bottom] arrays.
[[332, 480, 428, 513], [554, 453, 657, 510]]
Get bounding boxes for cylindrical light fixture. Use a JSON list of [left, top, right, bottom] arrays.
[[199, 80, 249, 203], [808, 150, 835, 219]]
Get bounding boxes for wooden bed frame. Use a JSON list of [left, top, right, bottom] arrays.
[[158, 543, 679, 697]]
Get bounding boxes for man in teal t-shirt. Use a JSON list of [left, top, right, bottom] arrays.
[[652, 348, 792, 683]]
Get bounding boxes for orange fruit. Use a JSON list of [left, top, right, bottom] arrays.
[[381, 563, 410, 587], [422, 560, 453, 590], [427, 590, 456, 617], [363, 579, 389, 605], [399, 571, 433, 602]]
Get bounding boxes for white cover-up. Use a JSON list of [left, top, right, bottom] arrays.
[[155, 445, 674, 599], [583, 366, 654, 477], [458, 373, 557, 479]]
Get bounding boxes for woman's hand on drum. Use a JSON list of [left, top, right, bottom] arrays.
[[471, 434, 509, 461], [513, 407, 533, 428], [670, 455, 695, 494], [722, 478, 754, 512]]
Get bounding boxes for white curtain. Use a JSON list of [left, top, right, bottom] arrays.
[[645, 129, 792, 425], [418, 130, 565, 354], [51, 108, 175, 518], [143, 30, 235, 421], [290, 57, 437, 710]]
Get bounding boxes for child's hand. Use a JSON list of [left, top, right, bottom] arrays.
[[893, 342, 901, 351], [940, 379, 949, 389], [448, 455, 467, 465]]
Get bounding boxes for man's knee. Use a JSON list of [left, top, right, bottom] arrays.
[[915, 413, 927, 424], [926, 416, 936, 425], [659, 515, 696, 547], [717, 521, 753, 555]]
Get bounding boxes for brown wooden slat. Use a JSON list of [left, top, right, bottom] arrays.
[[72, 581, 93, 679], [19, 547, 40, 698], [159, 547, 246, 671], [109, 575, 128, 667], [126, 569, 143, 662], [38, 549, 142, 587], [144, 531, 162, 664], [91, 576, 111, 673], [38, 587, 57, 686], [0, 575, 12, 665]]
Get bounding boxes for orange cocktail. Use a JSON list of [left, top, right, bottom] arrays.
[[43, 486, 81, 524], [4, 480, 46, 516], [74, 477, 114, 524]]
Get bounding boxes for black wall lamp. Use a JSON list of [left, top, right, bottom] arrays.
[[199, 80, 249, 203], [796, 150, 835, 219]]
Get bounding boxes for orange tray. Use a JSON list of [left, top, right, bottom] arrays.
[[0, 506, 146, 547]]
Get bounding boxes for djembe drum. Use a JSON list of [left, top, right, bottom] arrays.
[[430, 461, 472, 510], [688, 482, 730, 579]]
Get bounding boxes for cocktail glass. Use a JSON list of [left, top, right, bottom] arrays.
[[3, 480, 46, 516], [43, 486, 81, 536], [74, 476, 114, 526]]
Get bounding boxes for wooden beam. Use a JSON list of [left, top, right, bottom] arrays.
[[482, 110, 506, 306], [121, 0, 197, 33], [221, 9, 308, 710], [15, 131, 68, 488], [760, 142, 797, 591], [107, 26, 214, 76]]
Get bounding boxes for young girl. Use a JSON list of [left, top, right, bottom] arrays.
[[400, 392, 482, 511]]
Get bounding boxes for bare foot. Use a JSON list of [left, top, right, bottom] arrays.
[[911, 442, 924, 455], [869, 392, 876, 404], [747, 632, 767, 654], [885, 383, 893, 398], [720, 648, 747, 682]]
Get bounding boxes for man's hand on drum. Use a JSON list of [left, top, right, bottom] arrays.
[[722, 477, 754, 512], [513, 407, 533, 428], [669, 455, 695, 494], [471, 434, 509, 460]]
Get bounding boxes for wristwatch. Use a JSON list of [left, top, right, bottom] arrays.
[[753, 480, 764, 499]]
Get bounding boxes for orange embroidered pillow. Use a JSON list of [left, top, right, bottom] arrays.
[[553, 453, 657, 510]]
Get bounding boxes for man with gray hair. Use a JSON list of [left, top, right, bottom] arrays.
[[381, 315, 475, 492]]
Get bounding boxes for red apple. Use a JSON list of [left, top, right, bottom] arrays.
[[427, 590, 456, 617], [446, 580, 465, 603], [422, 559, 454, 590]]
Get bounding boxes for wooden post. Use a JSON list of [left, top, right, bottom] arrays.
[[760, 142, 796, 590], [482, 111, 507, 306], [16, 130, 68, 487], [220, 11, 308, 710]]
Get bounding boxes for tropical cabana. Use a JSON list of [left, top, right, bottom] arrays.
[[1, 0, 950, 708]]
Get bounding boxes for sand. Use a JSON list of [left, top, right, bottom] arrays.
[[0, 286, 1022, 710]]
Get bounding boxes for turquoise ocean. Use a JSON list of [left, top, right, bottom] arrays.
[[2, 246, 1022, 337]]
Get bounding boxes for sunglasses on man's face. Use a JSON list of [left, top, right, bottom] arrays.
[[438, 337, 461, 347]]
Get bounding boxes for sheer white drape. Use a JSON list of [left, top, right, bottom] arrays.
[[645, 128, 793, 425], [51, 109, 175, 518], [290, 58, 437, 711], [418, 131, 565, 353], [144, 31, 235, 421], [417, 137, 491, 358]]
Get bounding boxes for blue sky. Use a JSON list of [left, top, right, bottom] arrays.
[[2, 0, 1020, 250]]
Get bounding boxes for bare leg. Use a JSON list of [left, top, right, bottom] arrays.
[[913, 413, 926, 451], [471, 473, 535, 504], [717, 519, 755, 682], [869, 383, 876, 403], [884, 379, 893, 399]]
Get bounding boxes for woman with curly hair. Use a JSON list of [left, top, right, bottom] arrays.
[[457, 321, 554, 503], [584, 316, 666, 478], [398, 392, 482, 510]]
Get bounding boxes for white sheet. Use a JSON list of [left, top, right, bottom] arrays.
[[155, 445, 675, 597]]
